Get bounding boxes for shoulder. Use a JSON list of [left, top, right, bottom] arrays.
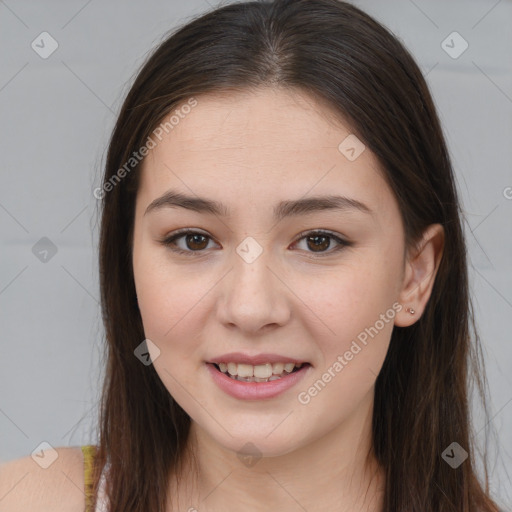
[[0, 445, 87, 512]]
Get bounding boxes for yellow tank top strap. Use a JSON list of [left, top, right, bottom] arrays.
[[81, 444, 98, 512]]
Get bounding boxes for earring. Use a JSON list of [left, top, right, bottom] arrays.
[[405, 307, 415, 315]]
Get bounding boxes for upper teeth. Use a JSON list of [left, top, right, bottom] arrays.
[[218, 362, 303, 378]]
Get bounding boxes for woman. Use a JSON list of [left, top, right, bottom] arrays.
[[0, 0, 504, 510]]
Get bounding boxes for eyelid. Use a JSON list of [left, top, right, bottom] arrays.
[[291, 229, 350, 256], [160, 228, 218, 254], [160, 228, 351, 257]]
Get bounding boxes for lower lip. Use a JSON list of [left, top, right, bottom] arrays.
[[205, 363, 312, 401]]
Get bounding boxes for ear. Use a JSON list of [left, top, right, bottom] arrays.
[[394, 223, 445, 327]]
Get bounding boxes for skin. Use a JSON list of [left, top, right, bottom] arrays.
[[132, 87, 444, 512]]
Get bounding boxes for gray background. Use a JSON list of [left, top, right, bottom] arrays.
[[1, 0, 511, 506]]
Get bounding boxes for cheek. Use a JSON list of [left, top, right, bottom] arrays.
[[296, 259, 397, 341], [133, 256, 210, 399], [292, 257, 398, 407], [133, 247, 199, 349], [294, 287, 395, 430]]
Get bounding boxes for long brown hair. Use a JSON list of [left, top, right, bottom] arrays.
[[92, 0, 503, 510]]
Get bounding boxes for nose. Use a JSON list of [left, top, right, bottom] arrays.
[[216, 247, 291, 334]]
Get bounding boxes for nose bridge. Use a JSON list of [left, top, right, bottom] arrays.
[[231, 236, 276, 304], [217, 236, 290, 331]]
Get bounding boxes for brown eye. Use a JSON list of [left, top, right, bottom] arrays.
[[161, 229, 350, 258], [305, 234, 331, 252], [184, 233, 209, 251], [162, 230, 217, 255], [292, 230, 350, 257]]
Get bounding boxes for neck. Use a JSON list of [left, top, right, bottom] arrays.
[[168, 387, 385, 512]]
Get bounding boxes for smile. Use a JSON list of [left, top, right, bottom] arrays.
[[214, 362, 304, 382], [206, 362, 312, 400]]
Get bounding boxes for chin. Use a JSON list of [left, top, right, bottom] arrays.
[[209, 429, 303, 460]]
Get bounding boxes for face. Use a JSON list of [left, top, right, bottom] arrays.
[[132, 87, 407, 458]]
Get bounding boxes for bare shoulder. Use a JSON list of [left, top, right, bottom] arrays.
[[0, 446, 86, 512]]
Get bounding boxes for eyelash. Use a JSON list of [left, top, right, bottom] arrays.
[[159, 228, 351, 258]]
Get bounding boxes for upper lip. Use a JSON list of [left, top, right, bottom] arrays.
[[207, 352, 310, 366]]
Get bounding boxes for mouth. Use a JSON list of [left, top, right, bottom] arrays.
[[209, 361, 311, 383]]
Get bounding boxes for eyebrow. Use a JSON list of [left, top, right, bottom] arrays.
[[144, 189, 374, 221]]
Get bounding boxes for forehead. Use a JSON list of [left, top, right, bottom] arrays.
[[147, 87, 359, 158], [138, 87, 393, 218]]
